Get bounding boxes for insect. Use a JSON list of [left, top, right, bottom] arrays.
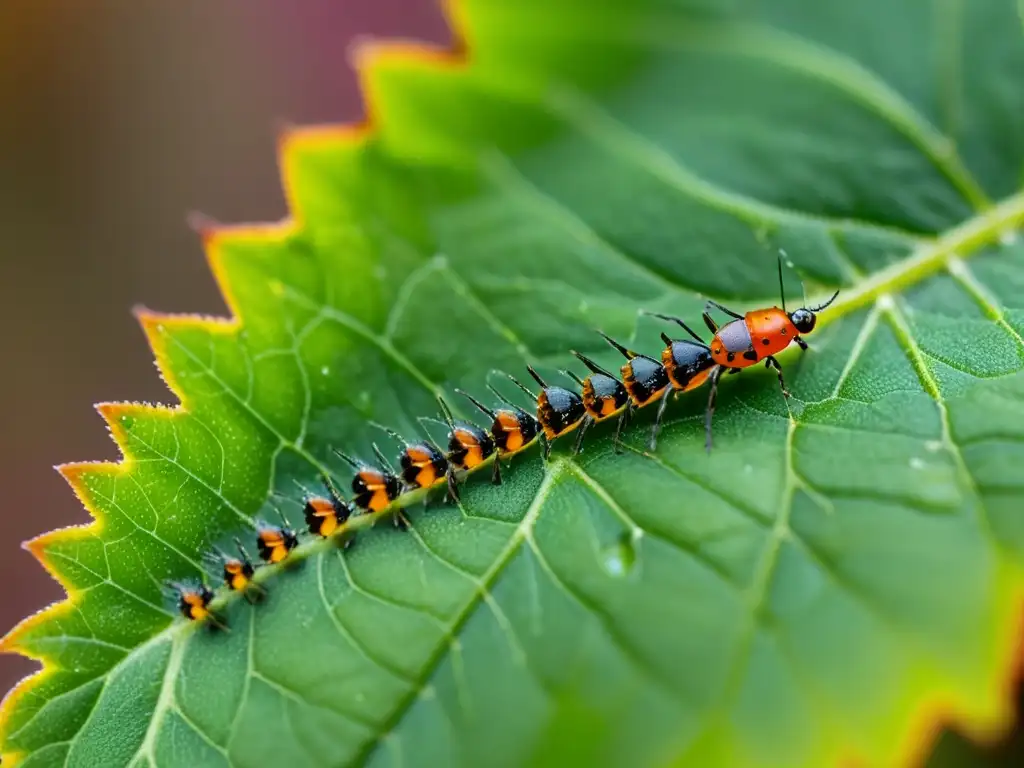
[[598, 331, 671, 434], [698, 257, 840, 450], [169, 581, 225, 629], [503, 366, 586, 458], [562, 351, 630, 453], [640, 313, 717, 450], [370, 423, 450, 494], [256, 514, 300, 564], [435, 395, 498, 502], [334, 445, 404, 514], [456, 386, 542, 480], [214, 538, 263, 602], [301, 476, 354, 538]]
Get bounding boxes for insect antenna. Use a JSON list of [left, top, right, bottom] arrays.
[[641, 312, 708, 346], [562, 369, 586, 387], [597, 330, 635, 359], [455, 388, 496, 420], [499, 370, 537, 400], [331, 447, 363, 472], [570, 350, 618, 378], [808, 289, 841, 313], [486, 382, 520, 411], [526, 365, 548, 389], [371, 442, 396, 473], [437, 395, 457, 428], [777, 249, 787, 313], [369, 421, 408, 445]]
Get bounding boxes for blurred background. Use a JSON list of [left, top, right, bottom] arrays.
[[0, 1, 1019, 765]]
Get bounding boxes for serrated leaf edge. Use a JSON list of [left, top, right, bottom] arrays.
[[2, 2, 1023, 766]]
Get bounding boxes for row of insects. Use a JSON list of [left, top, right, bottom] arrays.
[[173, 260, 840, 626]]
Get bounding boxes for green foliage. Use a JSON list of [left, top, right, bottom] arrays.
[[4, 1, 1024, 767]]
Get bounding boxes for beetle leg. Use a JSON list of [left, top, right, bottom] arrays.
[[764, 356, 790, 398], [572, 416, 592, 455], [445, 468, 461, 504], [705, 366, 725, 453], [491, 456, 503, 485], [649, 389, 672, 452], [795, 336, 809, 351], [612, 408, 627, 454]]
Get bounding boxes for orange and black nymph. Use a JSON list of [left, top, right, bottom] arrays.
[[256, 516, 300, 564], [213, 538, 266, 602], [436, 395, 498, 502], [598, 332, 670, 412], [562, 351, 630, 453], [169, 580, 225, 629], [641, 313, 717, 450], [302, 477, 354, 538], [373, 423, 450, 493], [334, 445, 404, 514], [456, 387, 542, 482], [503, 366, 586, 459]]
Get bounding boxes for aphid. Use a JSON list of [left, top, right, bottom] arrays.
[[256, 511, 300, 564], [700, 255, 840, 450], [562, 350, 630, 454], [371, 423, 449, 492], [503, 366, 586, 459], [640, 313, 717, 450], [598, 331, 671, 413], [334, 445, 403, 514], [437, 395, 498, 502], [301, 476, 354, 538], [169, 580, 225, 629], [456, 387, 542, 482]]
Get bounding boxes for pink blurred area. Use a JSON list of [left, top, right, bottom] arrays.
[[0, 0, 448, 696]]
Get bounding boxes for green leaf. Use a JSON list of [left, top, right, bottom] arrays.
[[4, 1, 1024, 766]]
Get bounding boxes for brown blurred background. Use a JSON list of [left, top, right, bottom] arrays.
[[0, 2, 1019, 765], [0, 0, 448, 695]]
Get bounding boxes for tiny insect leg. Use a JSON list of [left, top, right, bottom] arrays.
[[795, 336, 808, 351], [648, 390, 672, 452], [764, 356, 790, 398], [393, 510, 410, 530], [572, 416, 592, 455], [612, 408, 627, 454], [491, 456, 503, 485], [445, 468, 461, 504], [704, 366, 725, 453]]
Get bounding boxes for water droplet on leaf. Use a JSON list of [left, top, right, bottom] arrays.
[[602, 532, 637, 578]]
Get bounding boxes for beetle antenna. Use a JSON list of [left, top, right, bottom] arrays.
[[455, 388, 495, 419], [570, 350, 617, 378], [597, 331, 634, 360], [808, 289, 841, 313], [777, 249, 787, 314], [526, 365, 548, 389]]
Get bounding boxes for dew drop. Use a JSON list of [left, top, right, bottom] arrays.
[[602, 531, 637, 578], [909, 457, 926, 470], [321, 365, 330, 376], [924, 440, 943, 453], [743, 464, 753, 474], [785, 260, 795, 269]]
